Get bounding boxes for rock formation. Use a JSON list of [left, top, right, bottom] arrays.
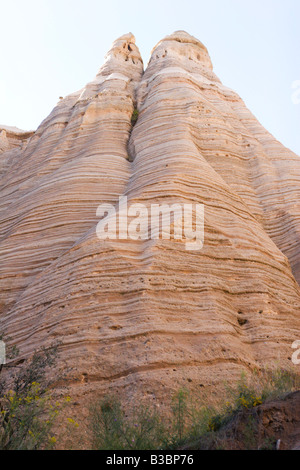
[[0, 31, 299, 407]]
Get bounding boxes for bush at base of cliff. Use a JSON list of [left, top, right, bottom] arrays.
[[88, 366, 300, 451], [0, 345, 61, 450]]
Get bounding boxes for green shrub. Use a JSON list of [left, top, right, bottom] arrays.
[[225, 367, 300, 414], [90, 395, 166, 450], [170, 389, 189, 442], [131, 108, 139, 126], [0, 342, 62, 450]]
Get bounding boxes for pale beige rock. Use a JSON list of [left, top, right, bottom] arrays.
[[0, 130, 10, 153], [0, 125, 34, 152], [0, 32, 299, 409]]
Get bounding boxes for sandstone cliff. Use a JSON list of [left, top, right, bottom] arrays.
[[0, 32, 299, 407]]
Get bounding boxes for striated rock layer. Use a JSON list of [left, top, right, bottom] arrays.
[[0, 31, 299, 407]]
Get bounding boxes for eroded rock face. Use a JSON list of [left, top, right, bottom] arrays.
[[0, 31, 299, 406], [0, 126, 34, 179], [0, 125, 34, 153]]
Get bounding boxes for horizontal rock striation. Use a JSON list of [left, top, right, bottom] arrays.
[[0, 33, 142, 310], [0, 31, 299, 406]]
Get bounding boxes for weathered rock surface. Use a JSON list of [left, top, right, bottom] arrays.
[[0, 125, 34, 153], [0, 31, 299, 406], [0, 126, 34, 179]]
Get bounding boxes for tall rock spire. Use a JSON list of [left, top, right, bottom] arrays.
[[0, 32, 299, 413], [150, 30, 213, 71], [99, 32, 143, 78]]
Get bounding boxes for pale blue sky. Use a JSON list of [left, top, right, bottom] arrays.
[[0, 0, 299, 154]]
